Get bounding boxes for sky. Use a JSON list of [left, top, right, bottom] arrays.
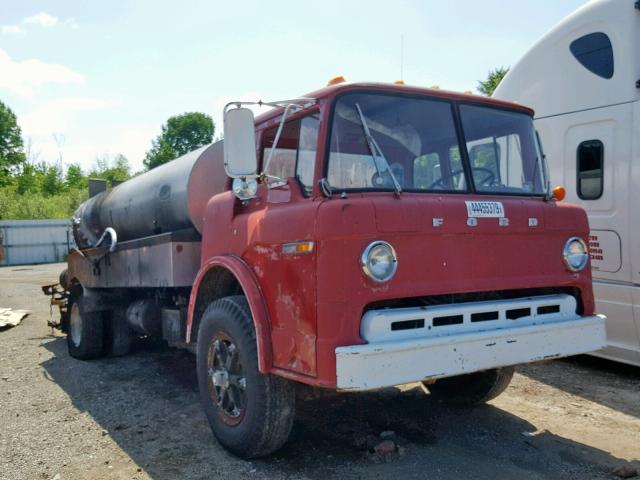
[[0, 0, 587, 173]]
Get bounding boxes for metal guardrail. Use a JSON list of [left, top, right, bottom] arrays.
[[0, 219, 75, 266]]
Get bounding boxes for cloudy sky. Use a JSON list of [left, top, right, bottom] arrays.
[[1, 0, 586, 172]]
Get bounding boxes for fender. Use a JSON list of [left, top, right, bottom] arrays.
[[187, 255, 273, 373]]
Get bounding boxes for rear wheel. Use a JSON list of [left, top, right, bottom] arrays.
[[67, 294, 105, 360], [196, 295, 295, 459], [422, 367, 515, 406]]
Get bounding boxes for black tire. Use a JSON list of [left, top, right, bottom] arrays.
[[196, 295, 295, 459], [105, 309, 134, 357], [423, 366, 515, 406], [67, 294, 105, 360]]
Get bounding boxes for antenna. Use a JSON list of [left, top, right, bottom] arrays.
[[400, 34, 404, 81]]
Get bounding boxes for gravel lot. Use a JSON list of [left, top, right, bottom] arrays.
[[0, 263, 638, 480]]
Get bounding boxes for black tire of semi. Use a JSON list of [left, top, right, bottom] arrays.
[[67, 294, 105, 360], [196, 295, 295, 459], [423, 366, 515, 406], [104, 309, 134, 357]]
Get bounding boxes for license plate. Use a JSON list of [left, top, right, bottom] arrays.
[[465, 201, 505, 218]]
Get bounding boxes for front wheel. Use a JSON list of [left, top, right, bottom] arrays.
[[196, 296, 295, 459], [422, 366, 515, 406]]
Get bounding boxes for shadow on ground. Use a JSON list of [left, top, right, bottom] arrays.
[[518, 355, 640, 419], [41, 338, 638, 480]]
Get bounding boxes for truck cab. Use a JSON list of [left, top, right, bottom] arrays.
[[53, 81, 606, 459]]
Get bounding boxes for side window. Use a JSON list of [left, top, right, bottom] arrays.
[[296, 114, 320, 195], [570, 32, 614, 79], [263, 121, 300, 180], [577, 140, 604, 200], [413, 153, 440, 189]]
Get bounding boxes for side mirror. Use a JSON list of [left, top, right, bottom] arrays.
[[223, 107, 258, 178]]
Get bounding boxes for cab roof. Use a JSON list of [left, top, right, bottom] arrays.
[[254, 81, 534, 124]]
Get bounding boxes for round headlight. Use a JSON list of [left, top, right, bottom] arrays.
[[361, 241, 398, 283], [563, 237, 589, 272]]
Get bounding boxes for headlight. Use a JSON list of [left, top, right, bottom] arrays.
[[563, 237, 589, 272], [361, 241, 398, 283]]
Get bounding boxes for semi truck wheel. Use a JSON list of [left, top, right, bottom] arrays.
[[105, 309, 134, 357], [67, 295, 105, 360], [422, 366, 515, 406], [196, 295, 295, 459]]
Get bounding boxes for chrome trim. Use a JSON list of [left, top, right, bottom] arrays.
[[360, 240, 398, 283]]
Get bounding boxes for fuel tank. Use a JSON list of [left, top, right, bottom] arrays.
[[73, 141, 228, 248]]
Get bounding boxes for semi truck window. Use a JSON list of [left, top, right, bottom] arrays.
[[413, 153, 440, 189], [577, 140, 604, 200], [570, 32, 613, 79], [296, 114, 320, 195]]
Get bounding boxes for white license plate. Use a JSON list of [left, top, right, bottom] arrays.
[[465, 201, 505, 218]]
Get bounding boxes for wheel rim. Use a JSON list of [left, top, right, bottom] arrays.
[[207, 333, 247, 426], [69, 302, 82, 347]]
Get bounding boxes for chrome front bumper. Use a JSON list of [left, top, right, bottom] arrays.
[[335, 294, 607, 390]]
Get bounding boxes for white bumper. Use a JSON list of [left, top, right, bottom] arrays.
[[335, 295, 606, 390]]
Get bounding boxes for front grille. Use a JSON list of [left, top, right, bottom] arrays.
[[363, 287, 583, 316]]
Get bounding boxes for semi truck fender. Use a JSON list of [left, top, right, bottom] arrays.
[[187, 255, 273, 373]]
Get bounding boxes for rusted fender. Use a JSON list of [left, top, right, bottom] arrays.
[[186, 255, 272, 373]]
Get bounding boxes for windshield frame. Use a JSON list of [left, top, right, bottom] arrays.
[[322, 89, 548, 197]]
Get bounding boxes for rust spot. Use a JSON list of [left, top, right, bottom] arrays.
[[175, 244, 183, 253]]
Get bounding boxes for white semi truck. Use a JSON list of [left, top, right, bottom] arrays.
[[494, 0, 640, 366]]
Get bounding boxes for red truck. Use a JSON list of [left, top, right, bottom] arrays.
[[45, 80, 606, 459]]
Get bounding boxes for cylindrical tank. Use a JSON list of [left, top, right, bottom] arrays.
[[73, 141, 228, 248]]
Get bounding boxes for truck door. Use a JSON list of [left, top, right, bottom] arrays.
[[549, 101, 640, 364], [242, 113, 322, 376]]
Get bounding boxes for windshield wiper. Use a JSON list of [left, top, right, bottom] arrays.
[[354, 103, 402, 196]]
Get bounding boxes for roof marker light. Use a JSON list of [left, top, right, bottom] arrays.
[[327, 75, 346, 86], [394, 80, 405, 85]]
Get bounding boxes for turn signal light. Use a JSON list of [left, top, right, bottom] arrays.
[[552, 186, 566, 201], [282, 241, 314, 255], [327, 75, 345, 86]]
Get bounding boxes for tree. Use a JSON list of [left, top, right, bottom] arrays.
[[0, 100, 26, 184], [90, 153, 131, 186], [477, 67, 509, 96], [65, 163, 85, 189], [144, 112, 214, 170]]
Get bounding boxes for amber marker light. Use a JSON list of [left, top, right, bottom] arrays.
[[394, 80, 405, 85], [552, 186, 566, 201], [327, 75, 346, 86], [282, 241, 314, 255]]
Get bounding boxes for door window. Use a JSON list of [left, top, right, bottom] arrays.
[[262, 113, 319, 195], [577, 140, 604, 200]]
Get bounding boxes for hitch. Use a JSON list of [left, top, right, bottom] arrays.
[[41, 283, 70, 332]]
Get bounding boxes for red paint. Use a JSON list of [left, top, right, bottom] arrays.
[[187, 82, 595, 389]]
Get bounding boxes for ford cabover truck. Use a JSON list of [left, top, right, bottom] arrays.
[[44, 80, 606, 459]]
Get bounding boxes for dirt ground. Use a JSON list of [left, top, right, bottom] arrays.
[[0, 263, 638, 480]]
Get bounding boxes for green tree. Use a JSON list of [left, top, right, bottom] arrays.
[[65, 163, 85, 189], [41, 163, 65, 196], [0, 100, 26, 185], [144, 112, 214, 170], [90, 153, 131, 186], [477, 67, 509, 96]]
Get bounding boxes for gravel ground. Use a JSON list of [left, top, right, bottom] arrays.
[[0, 263, 638, 480]]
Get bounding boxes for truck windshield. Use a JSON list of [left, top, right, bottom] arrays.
[[326, 92, 547, 195]]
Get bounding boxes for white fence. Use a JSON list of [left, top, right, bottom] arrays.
[[0, 220, 75, 266]]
